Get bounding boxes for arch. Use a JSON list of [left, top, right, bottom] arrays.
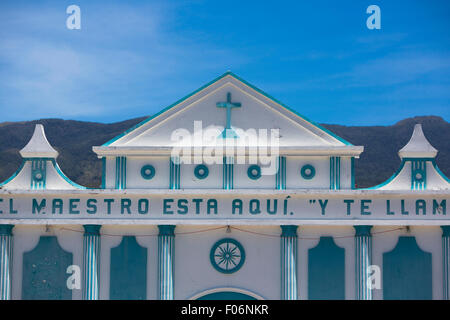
[[383, 236, 432, 300], [189, 287, 264, 300], [22, 236, 73, 300], [308, 236, 345, 300], [110, 236, 147, 300]]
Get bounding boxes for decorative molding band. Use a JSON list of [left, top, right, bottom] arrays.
[[115, 156, 127, 190], [0, 225, 14, 300], [83, 224, 101, 300], [443, 226, 450, 300], [411, 159, 427, 190], [223, 156, 234, 190], [330, 156, 341, 190], [31, 159, 47, 190], [354, 225, 373, 300], [158, 225, 175, 300], [281, 225, 298, 300], [276, 156, 286, 190], [170, 157, 180, 189]]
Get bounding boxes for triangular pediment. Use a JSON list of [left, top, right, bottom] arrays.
[[94, 72, 362, 156]]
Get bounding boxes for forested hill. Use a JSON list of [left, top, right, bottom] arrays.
[[0, 115, 448, 188]]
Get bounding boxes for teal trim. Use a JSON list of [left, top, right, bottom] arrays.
[[443, 226, 450, 300], [0, 159, 26, 187], [198, 291, 257, 300], [51, 159, 87, 190], [383, 236, 432, 300], [308, 237, 345, 300], [0, 224, 13, 300], [210, 238, 245, 274], [115, 157, 127, 189], [247, 165, 261, 180], [222, 157, 234, 190], [351, 157, 355, 189], [275, 156, 286, 190], [194, 164, 209, 179], [158, 224, 175, 300], [363, 159, 407, 190], [102, 71, 353, 147], [110, 236, 147, 300], [141, 164, 156, 180], [300, 164, 315, 180], [354, 226, 373, 300], [22, 236, 73, 300], [329, 157, 341, 190], [83, 225, 101, 300], [31, 159, 46, 190], [280, 225, 298, 300], [101, 157, 106, 189], [411, 159, 426, 190], [170, 157, 180, 189], [431, 159, 450, 183]]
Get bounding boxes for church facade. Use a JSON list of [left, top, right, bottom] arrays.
[[0, 72, 449, 300]]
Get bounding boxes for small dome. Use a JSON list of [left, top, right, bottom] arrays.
[[398, 124, 437, 159], [19, 124, 58, 158]]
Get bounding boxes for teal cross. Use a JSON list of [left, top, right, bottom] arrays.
[[216, 92, 241, 138]]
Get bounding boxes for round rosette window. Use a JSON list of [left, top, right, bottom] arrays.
[[210, 238, 245, 274], [247, 165, 261, 180], [141, 165, 155, 180], [194, 164, 209, 179], [34, 170, 44, 181], [300, 164, 315, 180], [413, 169, 425, 183]]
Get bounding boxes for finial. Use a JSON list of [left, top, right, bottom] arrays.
[[19, 124, 58, 158], [398, 124, 437, 159]]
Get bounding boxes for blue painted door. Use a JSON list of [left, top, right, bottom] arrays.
[[308, 236, 345, 300], [22, 236, 73, 300], [383, 236, 432, 300], [110, 236, 147, 300]]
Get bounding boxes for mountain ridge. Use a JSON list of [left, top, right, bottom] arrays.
[[0, 115, 448, 188]]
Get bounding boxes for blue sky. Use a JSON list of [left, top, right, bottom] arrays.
[[0, 0, 449, 125]]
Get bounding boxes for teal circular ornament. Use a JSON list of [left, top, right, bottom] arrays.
[[413, 169, 425, 182], [141, 165, 155, 180], [210, 238, 245, 274], [34, 171, 44, 181], [194, 164, 209, 179], [247, 165, 261, 180], [301, 164, 315, 179]]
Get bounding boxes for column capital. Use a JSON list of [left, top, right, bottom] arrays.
[[281, 225, 298, 237], [158, 225, 176, 236], [83, 225, 101, 235], [442, 226, 450, 237], [354, 225, 372, 237], [0, 225, 14, 235]]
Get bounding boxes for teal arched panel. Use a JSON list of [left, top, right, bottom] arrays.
[[22, 236, 73, 300], [197, 291, 257, 300], [110, 236, 147, 300], [383, 236, 432, 300], [308, 236, 345, 300]]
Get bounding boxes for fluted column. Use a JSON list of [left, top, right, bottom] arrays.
[[281, 225, 298, 300], [83, 225, 101, 300], [158, 225, 175, 300], [354, 225, 373, 300], [0, 225, 14, 300], [442, 226, 450, 300]]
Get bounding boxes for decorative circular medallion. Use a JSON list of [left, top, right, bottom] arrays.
[[247, 165, 261, 180], [413, 170, 425, 182], [300, 164, 315, 180], [34, 171, 43, 181], [194, 164, 209, 179], [210, 238, 245, 274], [141, 165, 155, 180]]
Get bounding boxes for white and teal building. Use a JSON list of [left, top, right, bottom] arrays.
[[0, 72, 449, 300]]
